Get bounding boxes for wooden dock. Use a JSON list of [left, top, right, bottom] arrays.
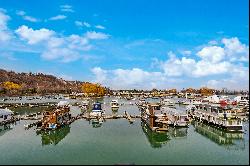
[[24, 110, 141, 131]]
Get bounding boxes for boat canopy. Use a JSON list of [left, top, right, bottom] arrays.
[[57, 101, 69, 107], [92, 103, 102, 111], [0, 108, 13, 116], [111, 100, 118, 103]]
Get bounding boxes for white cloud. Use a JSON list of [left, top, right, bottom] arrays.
[[15, 25, 55, 44], [222, 37, 249, 62], [59, 74, 73, 81], [95, 25, 105, 29], [192, 60, 231, 77], [208, 40, 218, 45], [49, 15, 67, 21], [75, 21, 83, 26], [91, 67, 107, 83], [160, 52, 196, 76], [67, 34, 91, 51], [13, 24, 110, 62], [75, 21, 91, 28], [41, 35, 91, 62], [85, 31, 109, 40], [91, 67, 184, 90], [159, 50, 236, 77], [0, 10, 12, 42], [47, 37, 64, 48], [180, 50, 191, 56], [0, 11, 10, 30], [197, 46, 225, 63], [0, 52, 17, 61], [207, 65, 249, 90], [60, 5, 74, 12], [83, 22, 91, 28], [23, 16, 39, 22], [16, 10, 39, 22], [0, 29, 11, 43], [41, 47, 80, 62], [16, 10, 25, 16]]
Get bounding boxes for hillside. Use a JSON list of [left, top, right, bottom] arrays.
[[0, 69, 83, 95]]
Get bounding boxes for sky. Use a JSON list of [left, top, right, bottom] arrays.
[[0, 0, 249, 90]]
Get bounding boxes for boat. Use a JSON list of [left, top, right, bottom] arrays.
[[172, 114, 190, 127], [187, 104, 243, 132], [90, 102, 104, 117], [110, 100, 119, 110], [0, 108, 14, 125], [202, 95, 220, 104], [141, 103, 169, 132], [38, 101, 71, 130], [80, 100, 89, 110], [182, 99, 202, 105], [234, 95, 249, 108], [161, 98, 175, 108]]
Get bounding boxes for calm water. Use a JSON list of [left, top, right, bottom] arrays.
[[0, 97, 249, 165]]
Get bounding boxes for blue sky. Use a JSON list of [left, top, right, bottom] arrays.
[[0, 0, 249, 90]]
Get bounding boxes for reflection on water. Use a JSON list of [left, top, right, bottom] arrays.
[[141, 120, 189, 148], [193, 121, 245, 150], [111, 108, 118, 115], [91, 119, 103, 128], [36, 125, 70, 146], [141, 120, 170, 148], [0, 123, 14, 136], [12, 106, 48, 115], [168, 127, 188, 138]]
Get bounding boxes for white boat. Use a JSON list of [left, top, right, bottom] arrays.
[[0, 108, 14, 123], [161, 98, 175, 107], [202, 95, 220, 104], [80, 100, 89, 110], [182, 100, 196, 105], [173, 114, 190, 127], [110, 100, 119, 109], [131, 97, 137, 101], [234, 95, 249, 108], [90, 103, 104, 117]]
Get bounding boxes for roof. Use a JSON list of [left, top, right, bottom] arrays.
[[57, 101, 69, 106], [0, 108, 13, 116]]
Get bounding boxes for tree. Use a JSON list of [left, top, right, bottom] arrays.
[[1, 81, 21, 90], [81, 82, 106, 97], [199, 87, 214, 96]]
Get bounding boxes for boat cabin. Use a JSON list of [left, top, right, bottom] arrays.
[[40, 102, 71, 130], [0, 108, 13, 123], [90, 103, 104, 117]]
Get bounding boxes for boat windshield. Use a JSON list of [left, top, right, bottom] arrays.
[[93, 103, 101, 110]]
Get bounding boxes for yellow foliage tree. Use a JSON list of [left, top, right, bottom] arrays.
[[185, 88, 196, 93], [82, 82, 106, 97], [1, 81, 21, 90], [199, 87, 214, 96]]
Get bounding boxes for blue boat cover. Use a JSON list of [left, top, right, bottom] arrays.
[[92, 103, 102, 111]]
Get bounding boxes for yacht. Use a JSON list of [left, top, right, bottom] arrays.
[[161, 98, 175, 108], [237, 95, 249, 108], [110, 100, 119, 110], [80, 100, 89, 110], [90, 102, 104, 117]]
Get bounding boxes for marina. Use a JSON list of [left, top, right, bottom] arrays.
[[0, 95, 248, 165], [0, 0, 249, 164]]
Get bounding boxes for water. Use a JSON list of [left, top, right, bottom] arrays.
[[0, 96, 249, 165]]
